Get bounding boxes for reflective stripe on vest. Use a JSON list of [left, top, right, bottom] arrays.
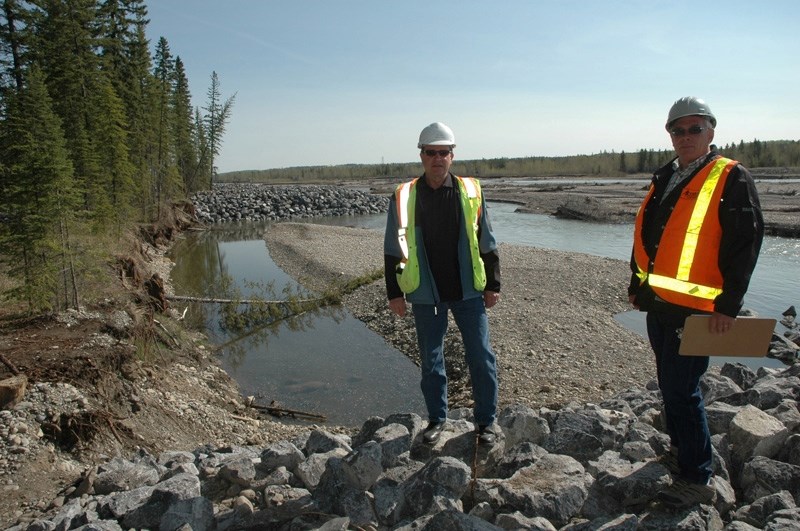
[[395, 178, 418, 264], [633, 157, 737, 311], [395, 176, 486, 294]]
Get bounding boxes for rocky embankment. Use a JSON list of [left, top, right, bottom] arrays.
[[10, 358, 800, 530], [191, 183, 389, 224]]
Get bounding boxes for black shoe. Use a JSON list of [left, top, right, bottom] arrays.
[[477, 424, 497, 445], [423, 421, 445, 444]]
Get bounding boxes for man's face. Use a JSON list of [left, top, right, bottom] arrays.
[[420, 145, 454, 181], [668, 115, 715, 167]]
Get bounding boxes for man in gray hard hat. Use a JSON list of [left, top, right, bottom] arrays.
[[628, 97, 764, 508], [383, 122, 502, 446]]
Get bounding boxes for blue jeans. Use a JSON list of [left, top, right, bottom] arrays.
[[647, 311, 712, 484], [412, 296, 498, 426]]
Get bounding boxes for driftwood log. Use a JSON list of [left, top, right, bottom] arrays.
[[167, 295, 323, 305], [247, 401, 327, 422]]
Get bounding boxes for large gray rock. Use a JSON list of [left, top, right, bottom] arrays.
[[721, 362, 758, 390], [497, 454, 589, 527], [372, 423, 411, 469], [702, 372, 744, 404], [542, 407, 626, 462], [740, 456, 800, 504], [582, 456, 669, 518], [706, 401, 744, 436], [258, 440, 305, 473], [295, 448, 348, 489], [391, 456, 471, 524], [218, 454, 256, 487], [304, 428, 352, 455], [733, 490, 797, 528], [94, 455, 165, 495], [497, 403, 550, 448], [159, 497, 214, 531], [729, 405, 789, 463]]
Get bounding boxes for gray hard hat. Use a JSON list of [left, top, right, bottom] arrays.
[[666, 97, 717, 129]]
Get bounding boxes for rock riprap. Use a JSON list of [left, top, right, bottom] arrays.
[[10, 362, 800, 530], [191, 184, 389, 224]]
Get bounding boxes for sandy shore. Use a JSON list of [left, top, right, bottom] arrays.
[[264, 222, 655, 413]]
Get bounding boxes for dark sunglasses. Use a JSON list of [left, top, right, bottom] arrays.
[[669, 125, 706, 137], [423, 149, 452, 157]]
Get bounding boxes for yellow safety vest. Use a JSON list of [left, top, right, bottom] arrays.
[[395, 176, 486, 294]]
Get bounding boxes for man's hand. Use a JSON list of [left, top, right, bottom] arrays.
[[484, 291, 500, 309], [388, 297, 406, 317], [709, 311, 735, 334], [628, 294, 639, 309]]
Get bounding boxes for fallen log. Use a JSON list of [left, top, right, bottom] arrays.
[[247, 402, 327, 422], [167, 294, 323, 305], [0, 352, 20, 375]]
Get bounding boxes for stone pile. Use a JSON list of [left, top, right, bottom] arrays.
[[191, 184, 389, 224], [10, 361, 800, 531]]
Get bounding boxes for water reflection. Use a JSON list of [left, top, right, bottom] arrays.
[[169, 226, 426, 426]]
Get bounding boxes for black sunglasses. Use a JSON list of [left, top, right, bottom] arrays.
[[669, 125, 706, 137], [423, 149, 452, 157]]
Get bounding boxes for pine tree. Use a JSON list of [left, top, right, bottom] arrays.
[[173, 56, 198, 192], [89, 71, 135, 232], [33, 0, 104, 217], [202, 71, 235, 188], [151, 35, 182, 215], [192, 106, 211, 188], [124, 15, 159, 220], [0, 65, 78, 311]]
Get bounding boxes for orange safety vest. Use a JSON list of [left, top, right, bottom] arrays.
[[633, 157, 738, 312]]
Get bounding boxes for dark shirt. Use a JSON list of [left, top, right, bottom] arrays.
[[416, 174, 463, 301]]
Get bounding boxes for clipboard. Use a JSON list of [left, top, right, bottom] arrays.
[[679, 315, 776, 357]]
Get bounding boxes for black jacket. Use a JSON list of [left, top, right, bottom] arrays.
[[628, 151, 764, 317]]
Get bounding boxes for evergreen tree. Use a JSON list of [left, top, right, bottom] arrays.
[[89, 71, 135, 232], [173, 56, 198, 192], [202, 70, 235, 187], [33, 0, 103, 217], [192, 106, 211, 188], [124, 16, 159, 220], [0, 65, 78, 311], [151, 35, 182, 214]]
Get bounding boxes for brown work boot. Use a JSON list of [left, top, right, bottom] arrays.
[[658, 477, 716, 508]]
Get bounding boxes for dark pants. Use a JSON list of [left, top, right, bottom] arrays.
[[647, 310, 713, 484]]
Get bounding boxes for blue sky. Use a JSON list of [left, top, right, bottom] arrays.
[[146, 1, 800, 173]]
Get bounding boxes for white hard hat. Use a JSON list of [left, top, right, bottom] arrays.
[[417, 122, 456, 148], [666, 97, 717, 129]]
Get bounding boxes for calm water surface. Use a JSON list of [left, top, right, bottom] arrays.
[[170, 204, 798, 424]]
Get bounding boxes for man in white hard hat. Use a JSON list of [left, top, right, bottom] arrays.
[[383, 122, 502, 446], [629, 97, 764, 508]]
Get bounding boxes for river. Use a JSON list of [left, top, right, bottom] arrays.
[[169, 203, 798, 425]]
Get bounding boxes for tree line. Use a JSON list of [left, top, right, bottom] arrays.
[[220, 139, 800, 184], [0, 0, 234, 312]]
